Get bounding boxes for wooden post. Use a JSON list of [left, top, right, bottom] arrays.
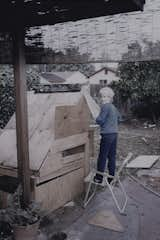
[[12, 29, 31, 207], [88, 128, 95, 158]]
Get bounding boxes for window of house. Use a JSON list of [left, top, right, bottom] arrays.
[[100, 79, 107, 85]]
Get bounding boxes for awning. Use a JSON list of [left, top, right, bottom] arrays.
[[0, 0, 145, 31]]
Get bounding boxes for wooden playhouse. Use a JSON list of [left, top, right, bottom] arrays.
[[0, 91, 93, 210]]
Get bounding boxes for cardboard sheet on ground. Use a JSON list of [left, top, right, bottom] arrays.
[[88, 210, 124, 232], [126, 155, 159, 169]]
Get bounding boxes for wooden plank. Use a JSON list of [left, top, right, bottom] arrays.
[[62, 152, 84, 164], [88, 127, 95, 158], [0, 166, 18, 178], [39, 152, 84, 180], [84, 142, 90, 177], [126, 155, 160, 169], [13, 29, 30, 205], [83, 91, 100, 120], [0, 166, 38, 178], [35, 168, 84, 211], [38, 159, 83, 183], [54, 133, 88, 152]]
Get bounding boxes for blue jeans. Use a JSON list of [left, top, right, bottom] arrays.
[[96, 133, 117, 181]]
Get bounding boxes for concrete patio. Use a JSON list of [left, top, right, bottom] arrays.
[[40, 175, 160, 240]]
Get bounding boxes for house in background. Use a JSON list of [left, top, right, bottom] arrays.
[[39, 71, 88, 85], [87, 67, 119, 101], [88, 67, 119, 86]]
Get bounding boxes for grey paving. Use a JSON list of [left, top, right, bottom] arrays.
[[64, 178, 160, 240]]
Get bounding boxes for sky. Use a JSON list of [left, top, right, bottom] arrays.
[[30, 0, 160, 64]]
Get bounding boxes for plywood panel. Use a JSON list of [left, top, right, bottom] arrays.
[[39, 143, 86, 178], [55, 96, 90, 139], [5, 115, 16, 129], [39, 106, 55, 133], [35, 168, 84, 210], [29, 130, 54, 170], [0, 92, 90, 174], [0, 129, 54, 171], [28, 94, 54, 138], [5, 92, 82, 134], [51, 92, 81, 106], [0, 130, 17, 167], [5, 92, 42, 130], [39, 152, 62, 177]]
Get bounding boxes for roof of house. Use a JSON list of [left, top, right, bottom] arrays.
[[0, 0, 145, 31], [88, 67, 118, 78], [52, 71, 78, 80], [41, 71, 85, 82], [41, 72, 66, 84]]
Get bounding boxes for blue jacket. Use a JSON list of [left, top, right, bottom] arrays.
[[96, 103, 121, 134]]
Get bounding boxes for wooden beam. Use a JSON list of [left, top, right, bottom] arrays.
[[12, 28, 31, 207]]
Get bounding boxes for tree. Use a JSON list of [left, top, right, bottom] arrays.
[[113, 41, 160, 121], [39, 47, 95, 77], [0, 65, 40, 128], [0, 65, 40, 89]]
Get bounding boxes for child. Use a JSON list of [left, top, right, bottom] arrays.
[[94, 87, 121, 183]]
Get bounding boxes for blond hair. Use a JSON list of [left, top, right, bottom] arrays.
[[100, 87, 115, 99]]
